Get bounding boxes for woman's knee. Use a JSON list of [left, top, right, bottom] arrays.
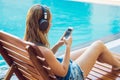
[[91, 40, 105, 51]]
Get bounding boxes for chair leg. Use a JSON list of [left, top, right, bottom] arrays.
[[4, 64, 15, 80]]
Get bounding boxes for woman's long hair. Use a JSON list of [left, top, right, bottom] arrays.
[[24, 4, 51, 47]]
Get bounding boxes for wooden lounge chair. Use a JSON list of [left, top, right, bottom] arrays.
[[0, 31, 56, 80], [0, 31, 120, 80]]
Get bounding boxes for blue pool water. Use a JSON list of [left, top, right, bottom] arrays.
[[0, 0, 120, 78]]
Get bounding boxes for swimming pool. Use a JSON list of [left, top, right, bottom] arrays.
[[0, 0, 120, 78]]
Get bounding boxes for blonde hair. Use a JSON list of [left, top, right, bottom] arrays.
[[24, 4, 51, 47]]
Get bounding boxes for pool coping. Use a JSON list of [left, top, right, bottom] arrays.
[[72, 33, 120, 50], [71, 0, 120, 6]]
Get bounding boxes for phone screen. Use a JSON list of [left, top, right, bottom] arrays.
[[64, 27, 73, 39]]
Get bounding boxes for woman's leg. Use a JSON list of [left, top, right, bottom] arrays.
[[70, 47, 87, 61], [70, 48, 120, 62], [73, 40, 120, 78], [70, 47, 120, 61], [113, 53, 120, 61]]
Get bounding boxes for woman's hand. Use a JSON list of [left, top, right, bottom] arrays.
[[51, 37, 64, 54], [63, 35, 72, 47], [56, 38, 64, 47]]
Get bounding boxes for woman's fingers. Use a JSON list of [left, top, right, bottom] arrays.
[[63, 36, 72, 46]]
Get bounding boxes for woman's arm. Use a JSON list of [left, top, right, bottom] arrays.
[[51, 40, 64, 54], [42, 36, 72, 77], [61, 36, 72, 76], [61, 45, 71, 76], [42, 47, 70, 77], [51, 32, 65, 54]]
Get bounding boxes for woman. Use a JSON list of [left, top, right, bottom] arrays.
[[24, 4, 120, 80]]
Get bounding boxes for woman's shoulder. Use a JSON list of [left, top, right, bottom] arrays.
[[38, 46, 53, 55], [37, 46, 57, 66]]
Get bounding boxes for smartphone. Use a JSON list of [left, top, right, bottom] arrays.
[[64, 27, 73, 39]]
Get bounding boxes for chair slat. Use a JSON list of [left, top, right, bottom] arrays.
[[23, 75, 38, 80], [95, 64, 111, 72], [19, 67, 43, 80], [15, 63, 36, 74], [92, 67, 116, 79], [95, 62, 120, 77], [90, 69, 113, 80], [10, 55, 33, 67], [96, 61, 112, 68], [94, 65, 115, 78], [0, 31, 28, 50], [4, 48, 33, 65], [13, 58, 37, 74], [0, 39, 29, 57], [87, 74, 101, 80], [94, 63, 120, 77], [19, 68, 39, 80]]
